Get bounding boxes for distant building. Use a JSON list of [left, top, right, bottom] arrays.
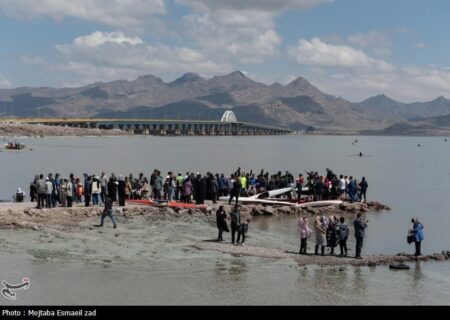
[[221, 111, 237, 123]]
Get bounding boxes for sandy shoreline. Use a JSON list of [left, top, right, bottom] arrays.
[[2, 200, 445, 269], [0, 123, 130, 137], [0, 200, 389, 231], [193, 241, 450, 266]]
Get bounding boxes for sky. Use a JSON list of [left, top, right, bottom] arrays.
[[0, 0, 450, 102]]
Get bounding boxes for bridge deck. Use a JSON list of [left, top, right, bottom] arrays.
[[1, 118, 294, 135]]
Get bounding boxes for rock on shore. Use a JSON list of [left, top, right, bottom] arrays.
[[194, 241, 450, 267], [0, 200, 390, 231]]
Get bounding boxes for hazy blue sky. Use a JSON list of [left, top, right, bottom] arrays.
[[0, 0, 449, 102]]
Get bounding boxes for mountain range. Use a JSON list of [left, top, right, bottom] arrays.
[[2, 71, 450, 134]]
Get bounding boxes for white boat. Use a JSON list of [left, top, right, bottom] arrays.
[[296, 200, 342, 208], [218, 196, 297, 206], [248, 187, 294, 199], [218, 196, 341, 208]]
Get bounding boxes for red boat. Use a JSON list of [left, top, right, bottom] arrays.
[[126, 199, 207, 209], [4, 143, 25, 150]]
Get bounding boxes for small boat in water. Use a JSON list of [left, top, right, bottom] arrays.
[[4, 143, 25, 150]]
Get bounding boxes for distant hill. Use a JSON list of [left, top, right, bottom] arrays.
[[2, 71, 450, 134], [361, 113, 450, 136]]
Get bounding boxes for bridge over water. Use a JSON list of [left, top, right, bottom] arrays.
[[6, 111, 293, 136]]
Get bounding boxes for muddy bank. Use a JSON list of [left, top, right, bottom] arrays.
[[0, 200, 389, 231], [0, 123, 129, 137], [0, 202, 445, 269], [194, 241, 450, 267], [0, 202, 214, 231]]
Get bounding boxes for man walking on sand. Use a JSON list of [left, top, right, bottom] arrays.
[[97, 195, 117, 229]]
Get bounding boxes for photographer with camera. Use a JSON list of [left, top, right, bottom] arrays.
[[409, 217, 424, 257], [353, 213, 368, 259]]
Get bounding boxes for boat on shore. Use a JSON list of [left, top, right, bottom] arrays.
[[126, 199, 207, 209], [218, 195, 341, 208]]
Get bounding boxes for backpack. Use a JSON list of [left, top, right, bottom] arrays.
[[407, 231, 415, 244]]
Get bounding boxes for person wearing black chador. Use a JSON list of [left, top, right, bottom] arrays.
[[118, 175, 126, 206]]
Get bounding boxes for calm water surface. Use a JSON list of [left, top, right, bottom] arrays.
[[1, 135, 449, 304]]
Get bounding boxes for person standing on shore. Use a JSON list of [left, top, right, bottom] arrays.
[[216, 206, 229, 242], [153, 171, 162, 200], [100, 172, 108, 203], [230, 205, 241, 245], [30, 175, 38, 202], [183, 178, 193, 203], [36, 174, 46, 209], [410, 218, 424, 256], [229, 175, 241, 205], [296, 174, 304, 203], [14, 187, 25, 202], [314, 215, 327, 256], [337, 217, 349, 256], [237, 219, 250, 246], [326, 216, 338, 255], [84, 175, 92, 207], [359, 177, 368, 202], [44, 178, 53, 209], [91, 176, 101, 206], [299, 216, 312, 254], [62, 178, 73, 208], [118, 175, 126, 206], [97, 196, 117, 229], [353, 213, 368, 259], [210, 174, 219, 204]]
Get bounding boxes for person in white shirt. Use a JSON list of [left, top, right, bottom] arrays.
[[45, 178, 53, 208], [339, 175, 346, 200], [15, 187, 26, 203]]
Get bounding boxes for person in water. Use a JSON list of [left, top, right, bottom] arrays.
[[410, 218, 424, 256]]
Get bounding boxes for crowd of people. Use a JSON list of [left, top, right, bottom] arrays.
[[25, 168, 369, 209], [4, 141, 25, 150], [16, 167, 425, 258]]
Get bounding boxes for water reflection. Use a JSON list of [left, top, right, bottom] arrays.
[[352, 267, 367, 294], [228, 259, 248, 278], [408, 261, 423, 304]]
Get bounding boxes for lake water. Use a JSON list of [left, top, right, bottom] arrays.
[[1, 135, 450, 305]]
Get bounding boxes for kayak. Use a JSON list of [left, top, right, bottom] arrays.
[[248, 186, 310, 200], [218, 197, 341, 208], [248, 187, 293, 199], [126, 199, 207, 209], [296, 200, 342, 208]]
